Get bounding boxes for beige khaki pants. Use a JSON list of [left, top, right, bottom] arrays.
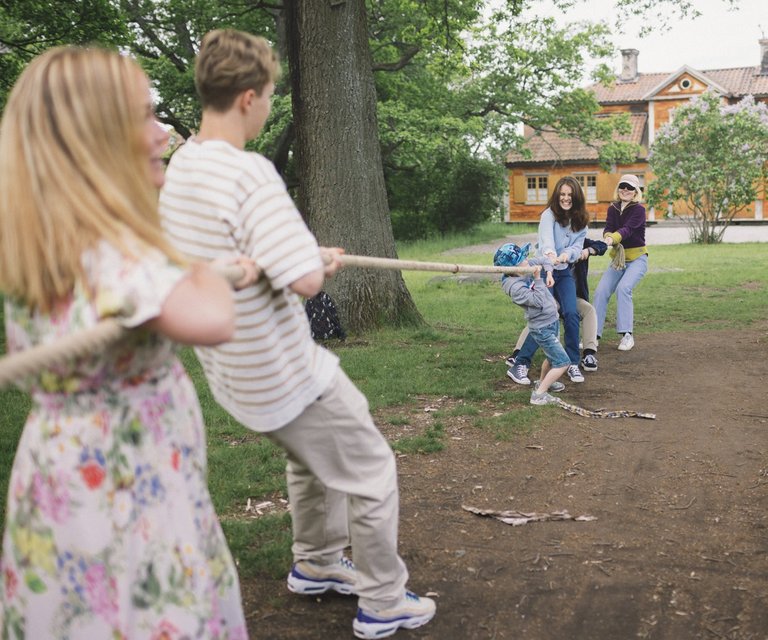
[[514, 298, 598, 353], [266, 367, 408, 609]]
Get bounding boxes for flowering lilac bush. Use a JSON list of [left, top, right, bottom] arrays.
[[646, 91, 768, 243]]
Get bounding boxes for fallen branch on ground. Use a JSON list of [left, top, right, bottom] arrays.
[[463, 505, 597, 526], [554, 398, 656, 419]]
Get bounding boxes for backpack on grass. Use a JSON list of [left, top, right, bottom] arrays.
[[305, 291, 346, 341]]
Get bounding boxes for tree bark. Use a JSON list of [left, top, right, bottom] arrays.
[[284, 0, 422, 333]]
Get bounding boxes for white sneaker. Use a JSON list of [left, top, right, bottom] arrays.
[[567, 364, 584, 383], [287, 557, 357, 595], [533, 380, 565, 393], [354, 591, 436, 639], [530, 390, 559, 405], [618, 333, 635, 351]]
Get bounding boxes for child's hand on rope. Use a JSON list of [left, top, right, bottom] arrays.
[[211, 255, 260, 290], [545, 271, 554, 287], [320, 247, 345, 278], [532, 265, 542, 279]]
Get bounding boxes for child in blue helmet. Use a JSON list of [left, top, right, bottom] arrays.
[[494, 243, 569, 405]]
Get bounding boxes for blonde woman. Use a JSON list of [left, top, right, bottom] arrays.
[[593, 174, 649, 351], [0, 47, 249, 638]]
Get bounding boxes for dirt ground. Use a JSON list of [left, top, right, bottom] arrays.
[[240, 323, 768, 640]]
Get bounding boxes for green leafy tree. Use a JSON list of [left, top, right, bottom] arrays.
[[645, 92, 768, 244], [0, 0, 738, 328], [0, 0, 127, 110]]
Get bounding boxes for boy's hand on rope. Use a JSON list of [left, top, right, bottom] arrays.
[[320, 247, 345, 278], [211, 256, 261, 290]]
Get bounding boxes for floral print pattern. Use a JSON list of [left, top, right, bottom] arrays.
[[0, 242, 247, 639]]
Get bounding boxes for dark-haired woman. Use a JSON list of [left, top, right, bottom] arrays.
[[507, 176, 589, 385]]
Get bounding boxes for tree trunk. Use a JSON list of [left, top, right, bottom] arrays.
[[284, 0, 422, 333]]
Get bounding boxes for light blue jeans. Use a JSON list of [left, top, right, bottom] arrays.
[[594, 254, 648, 336]]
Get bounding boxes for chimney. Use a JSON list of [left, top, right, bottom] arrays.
[[620, 48, 639, 82], [761, 39, 768, 75]]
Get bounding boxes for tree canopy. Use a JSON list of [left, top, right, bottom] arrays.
[[645, 92, 768, 244], [0, 0, 740, 328]]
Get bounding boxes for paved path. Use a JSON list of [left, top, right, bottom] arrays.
[[443, 222, 768, 256]]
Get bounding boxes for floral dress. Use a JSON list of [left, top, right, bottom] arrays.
[[0, 241, 248, 639]]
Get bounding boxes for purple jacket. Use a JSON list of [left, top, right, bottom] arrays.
[[604, 202, 646, 249]]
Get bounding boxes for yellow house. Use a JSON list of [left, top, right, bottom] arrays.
[[505, 41, 768, 223]]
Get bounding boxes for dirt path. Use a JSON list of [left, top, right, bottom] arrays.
[[241, 324, 768, 639]]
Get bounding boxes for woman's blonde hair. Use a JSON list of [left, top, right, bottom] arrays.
[[0, 46, 181, 312]]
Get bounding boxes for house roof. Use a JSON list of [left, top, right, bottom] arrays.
[[505, 112, 647, 165], [506, 58, 768, 167], [592, 66, 768, 103]]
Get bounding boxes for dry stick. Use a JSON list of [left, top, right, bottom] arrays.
[[0, 255, 532, 388]]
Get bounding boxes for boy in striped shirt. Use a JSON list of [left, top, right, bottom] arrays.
[[159, 28, 435, 640]]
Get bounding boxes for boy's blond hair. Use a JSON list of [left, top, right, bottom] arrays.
[[195, 29, 281, 112], [0, 46, 181, 313]]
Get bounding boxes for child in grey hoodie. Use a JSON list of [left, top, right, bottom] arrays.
[[494, 243, 569, 405]]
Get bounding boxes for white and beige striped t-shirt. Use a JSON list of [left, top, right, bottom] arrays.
[[159, 138, 338, 432]]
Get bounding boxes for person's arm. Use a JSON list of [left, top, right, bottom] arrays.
[[537, 209, 557, 259], [582, 238, 608, 259], [603, 204, 620, 245], [531, 255, 555, 286], [560, 226, 587, 264], [289, 269, 325, 298], [289, 247, 345, 297], [146, 262, 235, 345]]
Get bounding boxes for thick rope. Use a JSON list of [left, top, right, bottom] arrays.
[[0, 256, 533, 388], [610, 243, 626, 270], [337, 254, 535, 276], [0, 264, 248, 390]]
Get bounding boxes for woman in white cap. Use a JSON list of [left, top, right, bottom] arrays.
[[593, 174, 648, 351]]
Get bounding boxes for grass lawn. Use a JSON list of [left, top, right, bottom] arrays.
[[1, 221, 767, 578]]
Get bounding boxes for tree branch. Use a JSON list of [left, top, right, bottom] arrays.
[[371, 44, 420, 72]]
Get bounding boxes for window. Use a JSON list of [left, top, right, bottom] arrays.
[[575, 174, 598, 202], [679, 78, 692, 90], [526, 175, 548, 203]]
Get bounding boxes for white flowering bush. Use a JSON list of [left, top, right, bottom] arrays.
[[646, 91, 768, 243]]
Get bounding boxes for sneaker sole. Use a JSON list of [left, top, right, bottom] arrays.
[[287, 574, 356, 596], [505, 369, 530, 385], [353, 612, 435, 639], [582, 364, 598, 371]]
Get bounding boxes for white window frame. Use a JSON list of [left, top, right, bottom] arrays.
[[525, 174, 548, 204], [575, 173, 598, 203]]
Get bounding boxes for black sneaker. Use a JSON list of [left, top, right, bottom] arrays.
[[581, 354, 598, 371]]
